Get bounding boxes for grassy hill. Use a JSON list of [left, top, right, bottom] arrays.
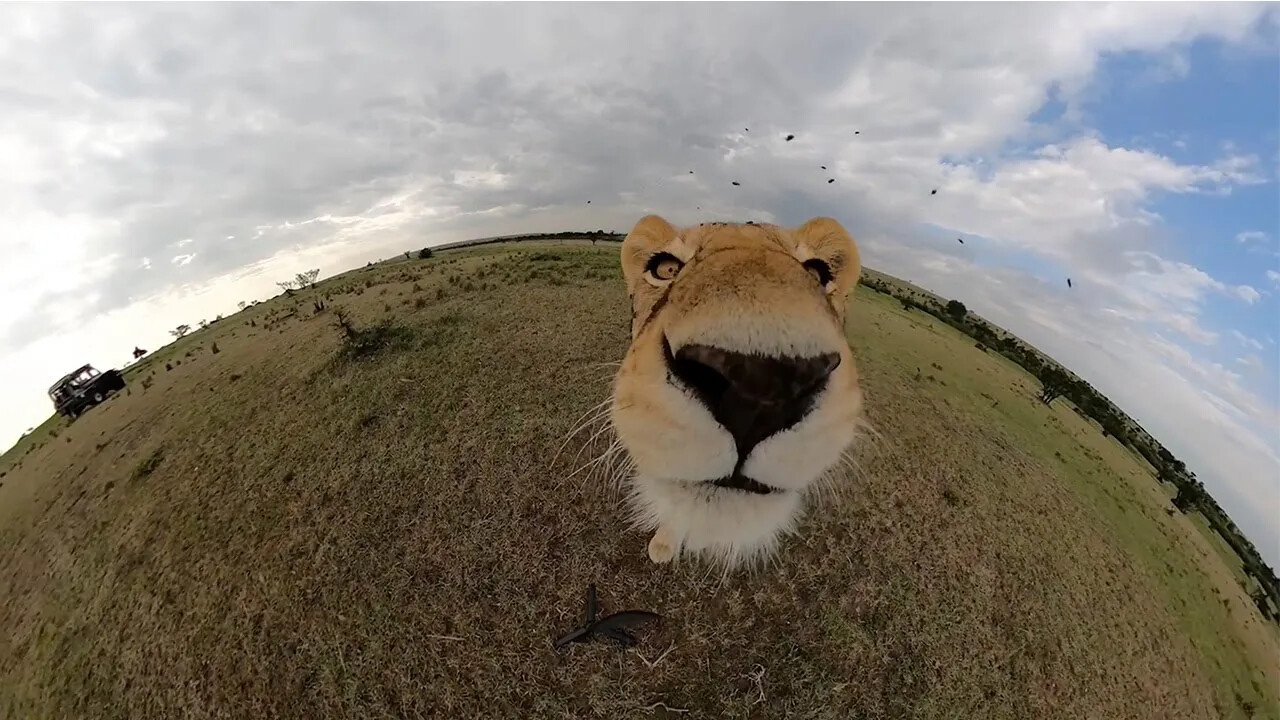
[[1, 241, 1275, 719]]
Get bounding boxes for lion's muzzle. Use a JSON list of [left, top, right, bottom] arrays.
[[663, 336, 840, 473]]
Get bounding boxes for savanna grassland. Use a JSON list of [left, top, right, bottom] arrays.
[[1, 241, 1275, 719]]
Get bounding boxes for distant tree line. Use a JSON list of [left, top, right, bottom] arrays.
[[861, 273, 1280, 622]]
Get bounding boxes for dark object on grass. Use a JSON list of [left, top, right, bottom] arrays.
[[689, 170, 694, 174], [957, 238, 964, 244], [931, 189, 938, 195], [553, 584, 661, 650], [785, 134, 795, 141], [731, 181, 740, 186], [855, 130, 860, 135], [827, 178, 835, 184], [1067, 278, 1073, 288], [821, 165, 826, 170], [587, 200, 591, 204]]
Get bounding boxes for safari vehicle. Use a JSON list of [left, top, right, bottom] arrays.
[[48, 364, 126, 419]]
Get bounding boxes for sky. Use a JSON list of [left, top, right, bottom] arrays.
[[1, 4, 1277, 563]]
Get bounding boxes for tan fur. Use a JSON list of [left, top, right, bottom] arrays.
[[611, 215, 865, 567]]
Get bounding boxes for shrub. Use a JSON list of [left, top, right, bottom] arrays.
[[332, 309, 413, 360], [131, 448, 165, 483], [417, 247, 433, 260]]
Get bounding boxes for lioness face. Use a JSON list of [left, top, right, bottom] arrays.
[[611, 215, 865, 566]]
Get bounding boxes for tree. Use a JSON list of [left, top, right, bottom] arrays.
[[276, 280, 296, 292], [945, 299, 967, 321], [170, 324, 191, 339], [1037, 366, 1074, 405], [417, 247, 433, 260], [198, 319, 208, 329], [295, 268, 320, 289], [238, 301, 247, 311], [1172, 478, 1205, 513]]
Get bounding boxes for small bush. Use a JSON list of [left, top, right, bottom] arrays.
[[414, 297, 427, 310], [131, 448, 164, 483], [211, 342, 220, 354], [436, 288, 446, 300], [941, 487, 961, 506], [417, 247, 433, 260], [412, 282, 422, 292], [333, 309, 413, 360]]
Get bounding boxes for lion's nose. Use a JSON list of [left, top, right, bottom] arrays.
[[667, 341, 840, 458]]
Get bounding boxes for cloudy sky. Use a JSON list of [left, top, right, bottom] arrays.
[[1, 4, 1277, 561]]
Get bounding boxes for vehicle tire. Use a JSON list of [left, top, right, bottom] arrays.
[[93, 392, 104, 403]]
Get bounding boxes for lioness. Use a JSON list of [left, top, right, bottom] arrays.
[[611, 215, 865, 568]]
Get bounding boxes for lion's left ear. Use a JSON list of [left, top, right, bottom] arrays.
[[794, 217, 860, 296]]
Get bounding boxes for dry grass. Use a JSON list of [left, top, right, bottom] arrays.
[[0, 241, 1274, 719]]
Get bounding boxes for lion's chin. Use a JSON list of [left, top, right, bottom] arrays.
[[626, 472, 809, 569]]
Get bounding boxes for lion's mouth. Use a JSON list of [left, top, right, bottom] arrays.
[[706, 472, 778, 495]]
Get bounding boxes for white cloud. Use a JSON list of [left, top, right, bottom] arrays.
[[1234, 284, 1262, 304], [1267, 269, 1280, 287], [1237, 230, 1269, 244], [171, 253, 196, 266], [1237, 354, 1264, 373], [1231, 329, 1265, 351]]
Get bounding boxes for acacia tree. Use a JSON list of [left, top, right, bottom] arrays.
[[295, 268, 320, 289], [1172, 477, 1205, 513], [945, 299, 967, 321], [1037, 366, 1074, 405], [170, 324, 191, 338]]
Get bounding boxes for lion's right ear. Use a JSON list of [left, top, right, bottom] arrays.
[[620, 215, 678, 291]]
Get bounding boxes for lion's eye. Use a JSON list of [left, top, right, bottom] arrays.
[[803, 258, 833, 287], [646, 252, 683, 281]]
